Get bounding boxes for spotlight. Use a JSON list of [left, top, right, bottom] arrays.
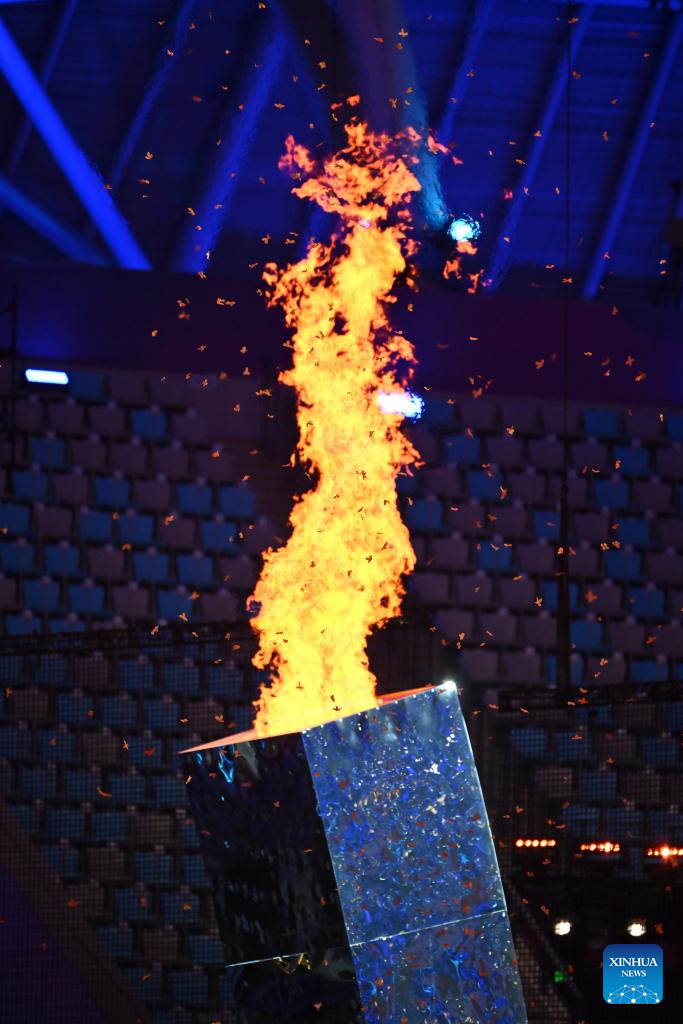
[[553, 919, 572, 937], [447, 214, 480, 244], [24, 368, 69, 386], [627, 919, 647, 938], [377, 389, 424, 420]]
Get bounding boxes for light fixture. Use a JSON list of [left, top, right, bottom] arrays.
[[377, 389, 424, 420], [25, 367, 69, 386], [626, 919, 647, 938], [447, 214, 481, 244], [553, 919, 572, 937], [515, 838, 557, 848]]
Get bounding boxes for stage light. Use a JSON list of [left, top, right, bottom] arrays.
[[627, 919, 647, 938], [553, 919, 572, 937], [377, 389, 424, 420], [579, 840, 620, 855], [447, 214, 481, 244], [515, 837, 557, 849], [24, 368, 69, 386]]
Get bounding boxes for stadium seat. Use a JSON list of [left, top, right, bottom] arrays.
[[132, 549, 169, 584], [0, 503, 30, 536], [177, 480, 213, 517], [153, 440, 189, 479], [628, 584, 665, 619], [614, 444, 649, 476], [532, 510, 559, 541], [24, 577, 60, 614], [157, 587, 193, 621], [617, 516, 650, 547], [604, 547, 641, 581], [200, 589, 238, 622], [94, 474, 131, 510], [71, 435, 107, 471], [53, 470, 89, 506], [12, 469, 48, 501], [594, 476, 631, 509], [45, 542, 80, 577], [68, 580, 105, 616], [30, 435, 65, 468], [219, 485, 257, 519], [404, 497, 443, 532], [78, 508, 114, 543], [130, 406, 166, 441], [570, 618, 603, 652], [177, 552, 214, 587], [134, 476, 172, 512], [583, 407, 620, 438], [1, 538, 35, 573], [172, 409, 207, 444], [468, 470, 504, 502]]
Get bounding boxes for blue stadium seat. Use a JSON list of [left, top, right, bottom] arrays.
[[4, 613, 40, 636], [47, 807, 86, 839], [101, 696, 138, 728], [20, 766, 57, 797], [30, 436, 65, 468], [49, 614, 85, 634], [188, 934, 224, 965], [580, 769, 617, 800], [443, 433, 480, 465], [663, 703, 683, 730], [126, 736, 163, 768], [119, 512, 154, 547], [170, 971, 208, 1006], [200, 518, 237, 554], [0, 540, 35, 573], [604, 807, 643, 838], [561, 805, 600, 834], [468, 470, 504, 502], [12, 803, 40, 833], [64, 768, 101, 802], [510, 728, 548, 757], [143, 699, 180, 729], [130, 407, 166, 441], [666, 413, 683, 442], [24, 578, 60, 613], [542, 581, 579, 613], [94, 476, 131, 509], [605, 548, 641, 580], [12, 470, 48, 501], [157, 588, 193, 620], [110, 772, 146, 804], [68, 582, 105, 616], [219, 485, 256, 519], [583, 408, 619, 438], [69, 370, 103, 402], [0, 503, 30, 536], [33, 655, 67, 685], [532, 510, 559, 541], [39, 730, 76, 762], [206, 663, 245, 698], [119, 658, 155, 691], [78, 509, 114, 543], [177, 553, 213, 587], [134, 851, 173, 884], [614, 445, 649, 476], [629, 586, 665, 619], [182, 853, 209, 887], [555, 731, 593, 759], [57, 693, 91, 725], [617, 517, 650, 547], [132, 550, 169, 584], [162, 892, 199, 923], [92, 810, 128, 841], [45, 543, 80, 576], [177, 482, 213, 516], [115, 887, 151, 920], [153, 775, 186, 807], [632, 660, 667, 683], [162, 661, 200, 694], [41, 843, 79, 879], [421, 396, 452, 428], [570, 619, 603, 651], [647, 810, 683, 843], [404, 497, 442, 532], [477, 543, 513, 572], [641, 736, 678, 766], [594, 478, 630, 508]]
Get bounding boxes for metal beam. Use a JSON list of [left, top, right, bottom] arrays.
[[486, 7, 593, 291], [0, 16, 150, 269], [0, 172, 110, 264], [438, 0, 495, 143], [582, 13, 683, 299], [106, 0, 196, 195], [168, 22, 287, 273]]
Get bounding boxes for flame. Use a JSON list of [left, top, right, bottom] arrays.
[[248, 121, 422, 736]]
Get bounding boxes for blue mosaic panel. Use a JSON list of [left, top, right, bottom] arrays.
[[303, 684, 526, 1022]]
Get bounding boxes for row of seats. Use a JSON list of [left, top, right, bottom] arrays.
[[2, 480, 257, 522]]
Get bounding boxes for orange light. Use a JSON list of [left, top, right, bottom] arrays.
[[648, 844, 683, 859], [516, 838, 557, 849], [579, 841, 621, 854], [249, 122, 422, 736]]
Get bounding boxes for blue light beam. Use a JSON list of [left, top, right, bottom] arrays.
[[0, 17, 150, 269]]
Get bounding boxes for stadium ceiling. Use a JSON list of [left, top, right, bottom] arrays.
[[0, 0, 682, 307]]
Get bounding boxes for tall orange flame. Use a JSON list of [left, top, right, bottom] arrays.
[[249, 121, 422, 736]]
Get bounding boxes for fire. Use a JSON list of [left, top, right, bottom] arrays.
[[248, 120, 422, 736]]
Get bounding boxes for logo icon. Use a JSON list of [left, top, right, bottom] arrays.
[[603, 944, 663, 1005]]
